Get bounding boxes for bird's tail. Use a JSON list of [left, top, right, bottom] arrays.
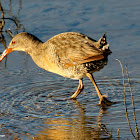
[[98, 33, 112, 54]]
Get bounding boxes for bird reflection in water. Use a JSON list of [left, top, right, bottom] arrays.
[[30, 100, 113, 140]]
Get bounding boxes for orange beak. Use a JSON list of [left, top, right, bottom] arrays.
[[0, 48, 13, 62]]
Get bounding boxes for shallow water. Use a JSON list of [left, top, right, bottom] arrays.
[[0, 0, 140, 139]]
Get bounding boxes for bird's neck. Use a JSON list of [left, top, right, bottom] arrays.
[[26, 40, 44, 55], [28, 41, 46, 69]]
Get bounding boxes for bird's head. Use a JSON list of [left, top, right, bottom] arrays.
[[0, 32, 43, 62]]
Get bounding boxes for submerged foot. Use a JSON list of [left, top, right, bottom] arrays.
[[70, 96, 77, 100], [98, 95, 113, 106]]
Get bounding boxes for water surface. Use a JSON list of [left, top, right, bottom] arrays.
[[0, 0, 140, 139]]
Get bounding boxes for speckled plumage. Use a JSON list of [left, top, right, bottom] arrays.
[[0, 32, 112, 105], [32, 32, 110, 79]]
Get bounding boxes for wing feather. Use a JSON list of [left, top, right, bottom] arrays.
[[45, 32, 104, 68]]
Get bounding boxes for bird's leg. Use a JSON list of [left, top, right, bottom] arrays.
[[86, 73, 112, 105], [70, 79, 84, 99]]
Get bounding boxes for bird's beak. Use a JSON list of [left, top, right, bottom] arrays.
[[0, 48, 13, 62]]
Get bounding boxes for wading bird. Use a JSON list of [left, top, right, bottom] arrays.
[[0, 32, 112, 105]]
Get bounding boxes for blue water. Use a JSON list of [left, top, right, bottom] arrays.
[[0, 0, 140, 139]]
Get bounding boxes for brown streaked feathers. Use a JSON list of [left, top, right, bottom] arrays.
[[45, 32, 105, 68], [0, 32, 112, 105]]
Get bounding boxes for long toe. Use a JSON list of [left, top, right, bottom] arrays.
[[98, 95, 113, 106]]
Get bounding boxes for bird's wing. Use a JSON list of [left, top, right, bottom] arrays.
[[45, 32, 104, 68]]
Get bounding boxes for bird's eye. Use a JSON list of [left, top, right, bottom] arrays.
[[12, 41, 16, 44]]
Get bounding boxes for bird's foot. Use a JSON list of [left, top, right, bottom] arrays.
[[98, 95, 113, 106], [70, 96, 77, 100]]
